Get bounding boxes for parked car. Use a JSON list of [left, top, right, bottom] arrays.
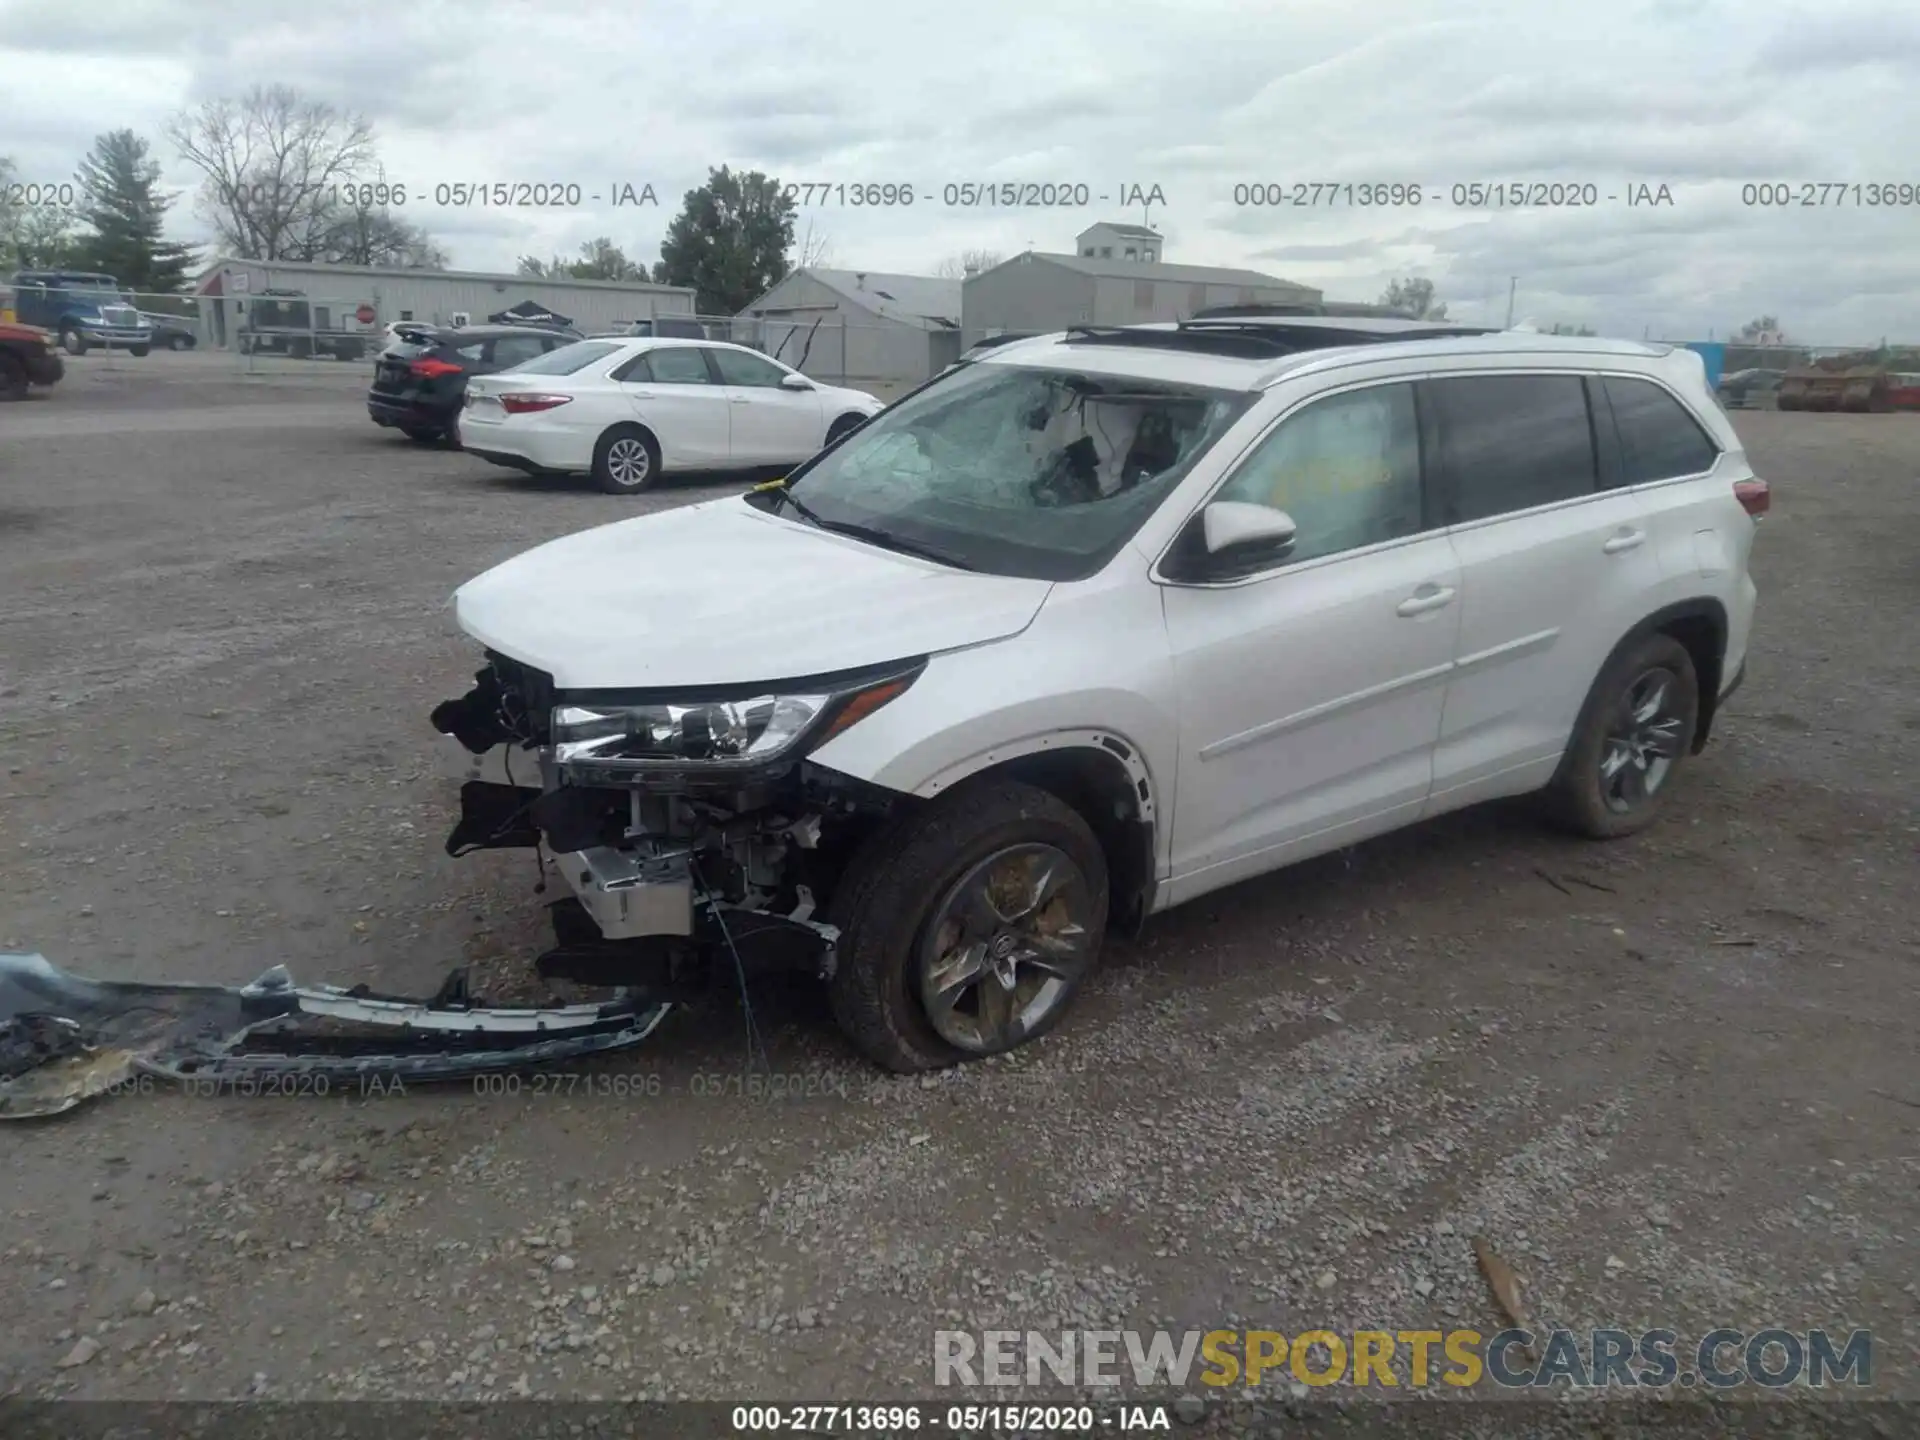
[[431, 316, 1766, 1072], [1717, 368, 1785, 408], [8, 270, 151, 355], [139, 312, 199, 350], [456, 337, 884, 492], [0, 319, 64, 399], [1886, 372, 1920, 411], [367, 324, 585, 443]]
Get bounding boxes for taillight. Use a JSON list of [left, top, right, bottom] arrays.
[[1733, 477, 1770, 518], [409, 356, 464, 378], [499, 393, 572, 414]]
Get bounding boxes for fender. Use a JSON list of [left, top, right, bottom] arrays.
[[915, 729, 1163, 936], [1558, 598, 1730, 774], [912, 726, 1159, 823]]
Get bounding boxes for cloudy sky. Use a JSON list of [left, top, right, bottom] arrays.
[[4, 0, 1918, 342]]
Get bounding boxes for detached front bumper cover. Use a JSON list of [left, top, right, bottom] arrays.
[[0, 951, 670, 1121]]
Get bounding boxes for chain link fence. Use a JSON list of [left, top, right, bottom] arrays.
[[22, 295, 947, 401]]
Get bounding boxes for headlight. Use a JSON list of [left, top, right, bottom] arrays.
[[550, 668, 917, 779]]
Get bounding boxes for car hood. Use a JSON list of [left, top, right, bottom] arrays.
[[453, 497, 1052, 690]]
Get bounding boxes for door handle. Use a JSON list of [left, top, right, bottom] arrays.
[[730, 396, 751, 405], [1603, 528, 1646, 554], [1396, 585, 1456, 617], [625, 389, 656, 399]]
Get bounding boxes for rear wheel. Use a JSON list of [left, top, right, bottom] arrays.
[[170, 334, 193, 352], [401, 425, 444, 443], [828, 779, 1109, 1072], [592, 425, 660, 494], [1544, 634, 1700, 839], [0, 352, 27, 401]]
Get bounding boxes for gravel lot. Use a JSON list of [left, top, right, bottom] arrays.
[[1, 355, 1915, 1420]]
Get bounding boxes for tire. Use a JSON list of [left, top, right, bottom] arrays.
[[825, 413, 866, 446], [400, 425, 443, 443], [591, 425, 660, 494], [0, 352, 27, 402], [59, 325, 87, 357], [129, 345, 150, 358], [170, 335, 193, 352], [828, 778, 1110, 1073], [1543, 633, 1701, 840]]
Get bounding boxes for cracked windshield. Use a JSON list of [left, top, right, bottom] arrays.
[[788, 363, 1248, 577]]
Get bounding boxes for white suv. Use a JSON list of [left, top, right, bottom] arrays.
[[431, 316, 1765, 1072]]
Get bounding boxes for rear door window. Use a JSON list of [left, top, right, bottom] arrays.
[[645, 346, 715, 384], [1603, 376, 1720, 483], [1426, 373, 1598, 524]]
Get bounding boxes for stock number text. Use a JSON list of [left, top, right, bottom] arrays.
[[1742, 181, 1920, 207]]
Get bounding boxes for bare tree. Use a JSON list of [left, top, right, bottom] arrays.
[[166, 85, 377, 261], [794, 219, 834, 269], [318, 169, 446, 268], [933, 248, 1003, 279]]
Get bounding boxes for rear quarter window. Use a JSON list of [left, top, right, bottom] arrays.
[[1603, 375, 1721, 483]]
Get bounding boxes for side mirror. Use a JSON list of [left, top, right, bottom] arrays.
[[1166, 501, 1297, 582], [1202, 500, 1296, 556], [779, 372, 814, 391]]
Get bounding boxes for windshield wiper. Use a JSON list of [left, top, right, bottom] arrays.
[[810, 518, 979, 571], [770, 485, 828, 528], [763, 483, 976, 570]]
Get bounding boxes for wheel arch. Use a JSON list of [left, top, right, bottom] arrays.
[[1587, 598, 1729, 758], [597, 418, 661, 464], [914, 732, 1159, 936]]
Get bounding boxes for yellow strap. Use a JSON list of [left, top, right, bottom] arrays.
[[748, 477, 788, 492]]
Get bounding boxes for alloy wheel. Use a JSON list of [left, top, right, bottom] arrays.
[[1599, 666, 1686, 813], [916, 843, 1095, 1053], [607, 436, 650, 488]]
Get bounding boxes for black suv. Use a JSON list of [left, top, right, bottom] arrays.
[[368, 324, 581, 443]]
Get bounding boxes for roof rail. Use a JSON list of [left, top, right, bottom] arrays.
[[1059, 324, 1301, 359]]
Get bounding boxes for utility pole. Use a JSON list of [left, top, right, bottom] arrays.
[[1504, 276, 1517, 327]]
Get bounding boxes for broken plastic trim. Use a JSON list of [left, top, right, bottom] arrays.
[[0, 952, 670, 1120]]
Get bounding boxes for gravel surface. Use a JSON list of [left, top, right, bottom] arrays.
[[1, 359, 1915, 1413]]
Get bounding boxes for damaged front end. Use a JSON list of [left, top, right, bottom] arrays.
[[430, 651, 922, 998], [0, 951, 670, 1120]]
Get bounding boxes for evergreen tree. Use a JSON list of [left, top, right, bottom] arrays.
[[71, 130, 198, 293]]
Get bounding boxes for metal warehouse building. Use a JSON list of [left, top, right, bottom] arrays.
[[192, 257, 695, 350], [961, 228, 1322, 347], [737, 267, 964, 397]]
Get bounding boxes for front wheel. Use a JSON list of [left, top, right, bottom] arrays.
[[170, 335, 193, 352], [129, 345, 150, 358], [592, 425, 660, 494], [59, 326, 87, 357], [829, 779, 1109, 1072], [1544, 634, 1701, 839]]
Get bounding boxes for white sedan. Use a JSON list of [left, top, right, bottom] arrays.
[[457, 337, 885, 493]]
